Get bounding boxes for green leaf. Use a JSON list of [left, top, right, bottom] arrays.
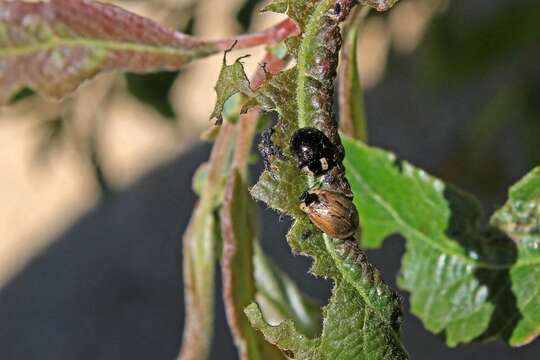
[[492, 168, 540, 346], [180, 201, 219, 360], [236, 0, 263, 31], [343, 135, 540, 347], [419, 0, 539, 84], [221, 170, 284, 359], [262, 1, 318, 31], [247, 262, 407, 359], [192, 162, 209, 196], [343, 137, 504, 346], [210, 55, 254, 124], [9, 87, 35, 104], [125, 72, 179, 119], [253, 244, 322, 338], [222, 93, 244, 124]]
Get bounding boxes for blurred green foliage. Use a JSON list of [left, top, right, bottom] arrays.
[[406, 0, 540, 204], [125, 71, 179, 119], [237, 0, 264, 30], [9, 88, 35, 104], [420, 0, 539, 83]]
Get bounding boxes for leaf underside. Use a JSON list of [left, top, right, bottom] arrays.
[[222, 171, 284, 359], [343, 137, 540, 347], [0, 0, 219, 105], [338, 7, 368, 141]]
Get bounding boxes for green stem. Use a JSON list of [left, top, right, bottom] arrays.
[[296, 0, 333, 129]]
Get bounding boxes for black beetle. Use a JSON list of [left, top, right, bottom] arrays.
[[290, 127, 337, 176]]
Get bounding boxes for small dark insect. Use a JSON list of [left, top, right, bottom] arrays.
[[291, 127, 337, 176], [259, 127, 288, 178], [282, 349, 295, 358], [330, 0, 357, 21], [300, 189, 359, 239], [334, 2, 342, 16]]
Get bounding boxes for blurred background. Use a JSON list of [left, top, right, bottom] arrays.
[[0, 0, 539, 359]]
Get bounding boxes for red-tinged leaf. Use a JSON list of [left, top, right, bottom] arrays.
[[222, 170, 284, 360], [0, 0, 299, 105], [338, 7, 369, 142], [179, 123, 238, 360], [0, 0, 217, 104]]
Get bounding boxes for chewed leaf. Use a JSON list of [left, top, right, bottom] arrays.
[[254, 244, 322, 339], [492, 168, 540, 346], [0, 0, 220, 104], [241, 0, 408, 358], [262, 1, 318, 31], [210, 55, 253, 124], [344, 137, 508, 346], [344, 136, 540, 347], [247, 258, 407, 360], [246, 303, 317, 359], [209, 0, 407, 356], [212, 59, 309, 213]]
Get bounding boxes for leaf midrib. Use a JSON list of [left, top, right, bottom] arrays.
[[324, 237, 407, 356], [296, 0, 332, 129], [0, 37, 216, 58], [347, 164, 512, 270]]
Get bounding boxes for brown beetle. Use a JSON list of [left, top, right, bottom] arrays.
[[299, 189, 359, 239]]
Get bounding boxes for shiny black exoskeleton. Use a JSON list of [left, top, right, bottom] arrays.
[[291, 127, 337, 176]]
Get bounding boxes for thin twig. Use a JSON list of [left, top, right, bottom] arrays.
[[215, 19, 300, 50]]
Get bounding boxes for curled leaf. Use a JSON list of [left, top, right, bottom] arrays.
[[253, 245, 322, 338], [179, 124, 237, 360], [222, 170, 284, 360], [338, 7, 369, 141]]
